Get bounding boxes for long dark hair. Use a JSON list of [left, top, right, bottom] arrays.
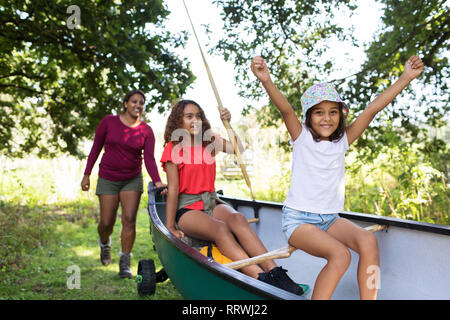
[[305, 102, 347, 142], [163, 99, 212, 147]]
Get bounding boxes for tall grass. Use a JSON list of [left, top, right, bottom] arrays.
[[0, 155, 181, 299]]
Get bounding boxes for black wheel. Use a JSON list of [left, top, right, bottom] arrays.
[[155, 269, 169, 283], [137, 259, 156, 296]]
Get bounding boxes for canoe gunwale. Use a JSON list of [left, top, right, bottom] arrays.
[[147, 186, 304, 300], [219, 195, 450, 236]]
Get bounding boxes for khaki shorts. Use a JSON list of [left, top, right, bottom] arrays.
[[95, 173, 143, 195]]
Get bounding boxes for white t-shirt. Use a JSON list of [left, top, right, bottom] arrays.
[[284, 125, 349, 214]]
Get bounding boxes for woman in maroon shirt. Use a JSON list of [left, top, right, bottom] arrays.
[[81, 89, 166, 278]]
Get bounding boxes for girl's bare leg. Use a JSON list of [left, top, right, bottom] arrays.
[[288, 224, 351, 300], [212, 204, 277, 272], [326, 218, 380, 300], [178, 210, 264, 278]]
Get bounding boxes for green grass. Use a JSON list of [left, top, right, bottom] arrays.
[[0, 200, 182, 300]]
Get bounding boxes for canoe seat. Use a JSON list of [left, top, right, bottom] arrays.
[[199, 243, 233, 264]]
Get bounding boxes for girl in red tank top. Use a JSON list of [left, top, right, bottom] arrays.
[[161, 100, 302, 295]]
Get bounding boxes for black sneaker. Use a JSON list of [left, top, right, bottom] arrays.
[[258, 266, 304, 295], [118, 253, 132, 278]]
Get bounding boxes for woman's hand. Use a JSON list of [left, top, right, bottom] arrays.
[[81, 175, 90, 191], [155, 181, 168, 195]]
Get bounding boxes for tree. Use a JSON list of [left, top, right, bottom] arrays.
[[211, 0, 449, 169], [0, 0, 194, 157]]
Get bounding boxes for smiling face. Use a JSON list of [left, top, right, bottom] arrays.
[[309, 101, 341, 140], [123, 93, 145, 118], [182, 103, 203, 136]]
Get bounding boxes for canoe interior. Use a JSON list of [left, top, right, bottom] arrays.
[[220, 196, 450, 300], [148, 185, 450, 299]]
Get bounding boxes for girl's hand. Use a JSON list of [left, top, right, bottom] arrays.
[[155, 181, 168, 195], [402, 55, 424, 81], [220, 108, 231, 122], [168, 226, 184, 240], [81, 175, 90, 191], [251, 56, 271, 83]]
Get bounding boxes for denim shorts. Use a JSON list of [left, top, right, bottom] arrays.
[[95, 173, 143, 195], [281, 205, 340, 241]]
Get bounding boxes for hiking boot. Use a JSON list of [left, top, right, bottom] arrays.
[[118, 252, 132, 278], [99, 237, 111, 266], [258, 266, 304, 296]]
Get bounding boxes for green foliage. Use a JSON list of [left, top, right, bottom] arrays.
[[347, 0, 449, 162], [249, 150, 449, 225], [222, 125, 449, 225], [345, 146, 449, 225], [0, 0, 194, 157], [212, 0, 356, 111], [211, 0, 449, 172]]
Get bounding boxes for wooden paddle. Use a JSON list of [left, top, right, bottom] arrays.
[[224, 224, 387, 270], [182, 0, 255, 200]]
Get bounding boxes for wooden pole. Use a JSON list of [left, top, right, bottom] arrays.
[[182, 0, 255, 200], [225, 245, 296, 270], [224, 224, 387, 270]]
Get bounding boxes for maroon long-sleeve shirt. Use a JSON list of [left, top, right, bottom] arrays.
[[84, 115, 161, 183]]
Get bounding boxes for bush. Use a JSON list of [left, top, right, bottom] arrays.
[[0, 201, 54, 271]]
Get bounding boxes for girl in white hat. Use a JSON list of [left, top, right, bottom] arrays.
[[251, 55, 423, 299]]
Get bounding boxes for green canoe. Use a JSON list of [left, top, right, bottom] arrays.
[[143, 183, 450, 300]]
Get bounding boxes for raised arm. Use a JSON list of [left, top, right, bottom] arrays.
[[251, 56, 302, 141], [346, 56, 424, 145]]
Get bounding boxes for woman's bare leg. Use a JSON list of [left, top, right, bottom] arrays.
[[119, 191, 141, 255], [98, 194, 120, 244]]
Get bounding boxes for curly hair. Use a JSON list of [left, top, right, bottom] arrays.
[[305, 102, 347, 142], [163, 99, 212, 147]]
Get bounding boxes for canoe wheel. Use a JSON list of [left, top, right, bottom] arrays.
[[137, 259, 169, 296]]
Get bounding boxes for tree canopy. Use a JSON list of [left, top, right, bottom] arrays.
[[211, 0, 449, 167], [1, 0, 448, 166], [0, 0, 194, 157]]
